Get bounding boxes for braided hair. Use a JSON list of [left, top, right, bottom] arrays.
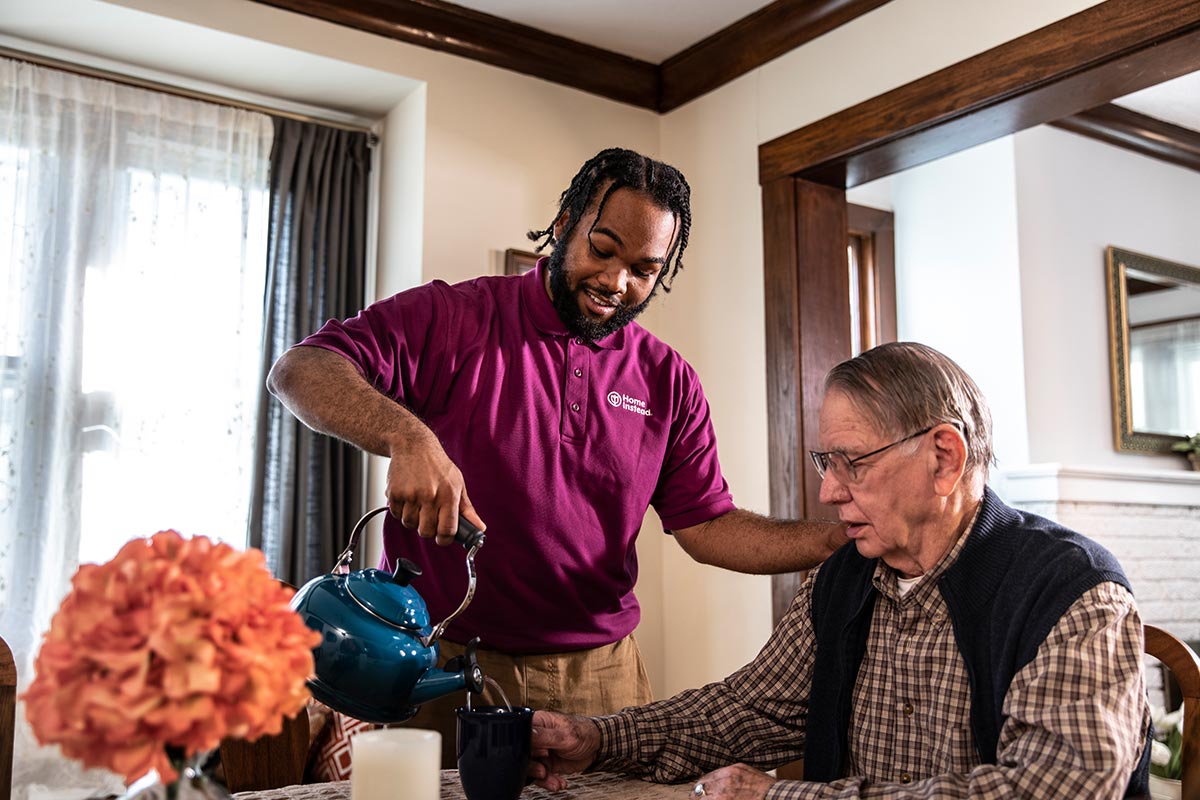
[[527, 148, 692, 291]]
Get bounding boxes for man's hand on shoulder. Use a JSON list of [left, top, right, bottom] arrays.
[[672, 510, 847, 574]]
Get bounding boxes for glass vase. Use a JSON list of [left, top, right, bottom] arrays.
[[122, 750, 232, 800]]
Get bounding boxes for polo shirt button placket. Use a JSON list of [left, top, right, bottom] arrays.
[[562, 335, 589, 439]]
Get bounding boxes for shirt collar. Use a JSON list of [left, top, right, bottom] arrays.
[[521, 258, 626, 351]]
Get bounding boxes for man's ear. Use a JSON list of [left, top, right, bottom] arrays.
[[930, 424, 968, 497], [552, 211, 570, 243]]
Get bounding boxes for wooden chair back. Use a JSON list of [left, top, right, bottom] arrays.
[[1, 634, 15, 800], [218, 708, 311, 792], [217, 579, 313, 791], [1145, 624, 1200, 800]]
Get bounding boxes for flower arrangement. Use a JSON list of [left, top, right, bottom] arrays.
[[1150, 703, 1184, 781], [23, 530, 322, 785]]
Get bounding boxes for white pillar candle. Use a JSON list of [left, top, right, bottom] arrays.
[[351, 728, 441, 800]]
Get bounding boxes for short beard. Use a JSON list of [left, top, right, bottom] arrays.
[[545, 244, 656, 341]]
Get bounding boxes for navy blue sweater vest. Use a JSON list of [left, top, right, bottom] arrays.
[[803, 487, 1149, 796]]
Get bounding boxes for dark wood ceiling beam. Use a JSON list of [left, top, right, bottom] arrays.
[[658, 0, 892, 112], [1051, 103, 1200, 173], [758, 0, 1200, 187], [249, 0, 895, 113], [250, 0, 660, 109]]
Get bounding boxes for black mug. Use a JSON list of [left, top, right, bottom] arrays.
[[456, 705, 533, 800]]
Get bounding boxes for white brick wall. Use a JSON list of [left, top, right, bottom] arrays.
[[1011, 489, 1200, 642], [1004, 465, 1200, 711], [1019, 501, 1200, 629]]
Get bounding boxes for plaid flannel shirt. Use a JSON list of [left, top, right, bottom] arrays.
[[594, 522, 1150, 799]]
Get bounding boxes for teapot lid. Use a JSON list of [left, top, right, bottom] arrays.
[[345, 568, 431, 632]]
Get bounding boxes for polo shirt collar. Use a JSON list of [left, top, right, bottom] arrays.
[[522, 258, 626, 350]]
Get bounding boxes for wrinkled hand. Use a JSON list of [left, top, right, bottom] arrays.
[[528, 711, 600, 791], [692, 764, 776, 800], [384, 428, 485, 545]]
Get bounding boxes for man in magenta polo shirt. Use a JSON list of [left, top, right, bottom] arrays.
[[267, 148, 844, 765]]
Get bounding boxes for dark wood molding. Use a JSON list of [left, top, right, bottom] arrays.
[[249, 0, 659, 109], [760, 0, 1200, 623], [249, 0, 893, 113], [1051, 103, 1200, 173], [759, 0, 1200, 187], [763, 177, 851, 624], [658, 0, 893, 112]]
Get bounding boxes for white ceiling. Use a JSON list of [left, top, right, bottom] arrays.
[[452, 0, 777, 63], [456, 0, 1200, 128], [1113, 71, 1200, 132]]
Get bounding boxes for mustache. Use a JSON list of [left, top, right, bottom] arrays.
[[582, 285, 621, 305]]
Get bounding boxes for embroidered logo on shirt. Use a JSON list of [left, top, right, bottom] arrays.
[[607, 391, 652, 417]]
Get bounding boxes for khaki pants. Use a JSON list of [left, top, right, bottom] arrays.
[[404, 634, 654, 769]]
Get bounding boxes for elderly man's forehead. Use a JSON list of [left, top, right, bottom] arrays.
[[822, 388, 894, 434]]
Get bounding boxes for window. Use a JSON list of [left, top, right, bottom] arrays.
[[0, 58, 274, 585], [847, 203, 897, 355]]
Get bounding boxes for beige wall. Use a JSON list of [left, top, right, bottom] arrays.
[[2, 0, 1112, 699]]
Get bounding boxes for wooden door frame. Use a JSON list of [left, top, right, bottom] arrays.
[[760, 0, 1200, 620]]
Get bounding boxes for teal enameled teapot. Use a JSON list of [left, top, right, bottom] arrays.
[[289, 506, 487, 723]]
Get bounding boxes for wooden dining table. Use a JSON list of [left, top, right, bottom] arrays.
[[234, 770, 696, 800]]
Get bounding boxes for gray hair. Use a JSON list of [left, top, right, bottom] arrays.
[[824, 342, 995, 476]]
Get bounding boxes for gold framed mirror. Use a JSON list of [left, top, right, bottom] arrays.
[[1106, 246, 1200, 452]]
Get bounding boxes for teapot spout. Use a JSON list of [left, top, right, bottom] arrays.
[[412, 637, 486, 706]]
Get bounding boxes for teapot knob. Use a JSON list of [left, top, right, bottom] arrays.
[[391, 557, 423, 587]]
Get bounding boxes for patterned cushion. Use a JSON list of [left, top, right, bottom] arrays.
[[306, 706, 379, 782]]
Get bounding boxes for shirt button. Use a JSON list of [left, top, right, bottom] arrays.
[[574, 337, 584, 345], [571, 402, 580, 412], [573, 367, 583, 377], [899, 772, 912, 784], [902, 702, 914, 716]]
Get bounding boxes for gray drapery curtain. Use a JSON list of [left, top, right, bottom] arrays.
[[250, 117, 370, 585]]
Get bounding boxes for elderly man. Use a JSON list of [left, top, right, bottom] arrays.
[[531, 342, 1151, 799]]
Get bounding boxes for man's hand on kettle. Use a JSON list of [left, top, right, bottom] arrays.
[[528, 710, 600, 790], [384, 429, 485, 545]]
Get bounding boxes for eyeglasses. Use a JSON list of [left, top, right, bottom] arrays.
[[809, 426, 935, 483]]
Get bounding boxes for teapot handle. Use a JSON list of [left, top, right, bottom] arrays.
[[332, 506, 485, 647], [333, 506, 486, 573]]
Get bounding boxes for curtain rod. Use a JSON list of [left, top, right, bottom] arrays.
[[0, 45, 378, 138]]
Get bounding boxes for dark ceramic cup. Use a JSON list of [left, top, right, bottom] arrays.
[[456, 705, 534, 800]]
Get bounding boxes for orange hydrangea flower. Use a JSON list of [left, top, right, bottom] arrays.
[[23, 531, 322, 783]]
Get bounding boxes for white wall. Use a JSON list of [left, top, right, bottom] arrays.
[[1014, 125, 1200, 470], [3, 0, 1132, 701], [891, 138, 1030, 475]]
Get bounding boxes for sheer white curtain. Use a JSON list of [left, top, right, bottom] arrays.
[[0, 58, 272, 799]]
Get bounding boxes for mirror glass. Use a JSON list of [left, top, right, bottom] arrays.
[[1107, 246, 1200, 451]]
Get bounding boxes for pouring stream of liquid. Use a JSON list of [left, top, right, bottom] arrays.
[[465, 676, 513, 712]]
